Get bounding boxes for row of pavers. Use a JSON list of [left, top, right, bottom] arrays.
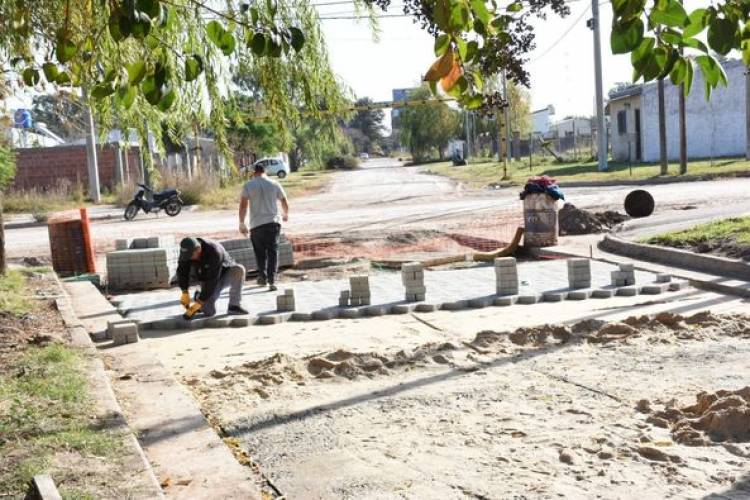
[[105, 258, 688, 339]]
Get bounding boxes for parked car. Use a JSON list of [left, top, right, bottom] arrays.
[[242, 157, 290, 178], [358, 152, 369, 160]]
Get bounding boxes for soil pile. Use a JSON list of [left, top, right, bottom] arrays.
[[558, 203, 630, 235], [471, 324, 572, 349], [646, 388, 750, 446]]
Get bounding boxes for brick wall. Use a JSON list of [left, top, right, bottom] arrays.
[[13, 143, 142, 192]]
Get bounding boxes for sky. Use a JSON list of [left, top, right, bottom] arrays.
[[318, 1, 644, 127]]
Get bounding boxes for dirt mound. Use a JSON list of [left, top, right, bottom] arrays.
[[558, 203, 630, 235], [471, 324, 572, 349], [649, 388, 750, 445], [587, 311, 750, 344]]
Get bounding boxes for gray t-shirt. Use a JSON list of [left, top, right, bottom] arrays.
[[241, 176, 287, 229]]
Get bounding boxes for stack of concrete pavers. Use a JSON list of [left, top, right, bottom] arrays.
[[611, 263, 636, 287], [346, 275, 371, 306], [107, 319, 139, 345], [219, 235, 294, 275], [495, 257, 519, 296], [107, 236, 179, 290], [402, 262, 426, 302], [567, 258, 592, 289], [276, 289, 296, 312]]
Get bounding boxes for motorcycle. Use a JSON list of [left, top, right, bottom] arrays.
[[123, 184, 183, 221]]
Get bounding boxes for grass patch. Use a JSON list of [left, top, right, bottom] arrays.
[[0, 269, 33, 316], [0, 344, 121, 496], [423, 156, 750, 188], [644, 217, 750, 248]]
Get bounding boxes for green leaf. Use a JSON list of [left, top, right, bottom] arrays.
[[466, 40, 479, 62], [611, 17, 644, 54], [695, 54, 720, 88], [158, 87, 177, 111], [206, 20, 225, 47], [455, 37, 467, 60], [22, 68, 39, 86], [507, 2, 523, 13], [464, 94, 483, 109], [659, 29, 681, 45], [268, 35, 282, 57], [678, 37, 708, 52], [131, 12, 152, 39], [290, 27, 305, 52], [434, 34, 451, 56], [219, 31, 236, 56], [56, 35, 77, 63], [42, 63, 58, 82], [141, 75, 162, 105], [91, 82, 116, 99], [683, 60, 693, 95], [707, 17, 737, 55], [743, 39, 750, 66], [631, 36, 655, 65], [669, 57, 686, 85], [55, 72, 71, 85], [649, 0, 688, 27], [116, 85, 137, 109], [472, 70, 483, 91], [470, 0, 491, 26], [109, 12, 126, 41], [683, 8, 708, 38], [184, 55, 203, 81], [449, 2, 471, 31], [252, 32, 267, 56], [126, 61, 147, 85], [136, 0, 161, 19]]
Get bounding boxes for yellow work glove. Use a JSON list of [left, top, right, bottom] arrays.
[[180, 291, 190, 309], [183, 301, 203, 320]]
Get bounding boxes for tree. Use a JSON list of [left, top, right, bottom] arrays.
[[0, 142, 15, 275], [31, 93, 88, 140], [507, 81, 532, 136], [399, 87, 462, 162], [347, 97, 385, 153]]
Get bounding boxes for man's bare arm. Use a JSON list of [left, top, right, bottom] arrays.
[[281, 197, 289, 221], [239, 196, 249, 234]]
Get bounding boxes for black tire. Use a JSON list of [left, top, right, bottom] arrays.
[[124, 202, 139, 221], [277, 170, 287, 179], [165, 199, 182, 217], [624, 190, 655, 218]]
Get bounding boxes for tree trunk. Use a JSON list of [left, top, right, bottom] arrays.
[[658, 77, 668, 175], [0, 205, 5, 275], [679, 82, 687, 175]]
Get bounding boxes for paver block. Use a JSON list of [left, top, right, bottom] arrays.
[[592, 288, 615, 298], [641, 283, 668, 295], [290, 312, 313, 322], [391, 304, 415, 314], [112, 322, 139, 345], [669, 280, 688, 291], [567, 290, 592, 300], [619, 263, 635, 272], [258, 313, 290, 325], [656, 273, 672, 283], [468, 297, 493, 308], [494, 257, 516, 267], [517, 294, 541, 305], [542, 291, 568, 302], [414, 303, 439, 312], [230, 316, 252, 327], [493, 296, 518, 306], [441, 300, 468, 311], [312, 310, 337, 321], [206, 317, 232, 328], [616, 286, 639, 297], [365, 305, 389, 317], [339, 308, 362, 319]]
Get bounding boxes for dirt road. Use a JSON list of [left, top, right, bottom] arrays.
[[7, 157, 750, 258]]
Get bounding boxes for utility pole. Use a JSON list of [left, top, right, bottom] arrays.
[[83, 89, 101, 203], [464, 111, 471, 160], [502, 71, 512, 165], [679, 82, 687, 174], [658, 77, 668, 175], [589, 0, 608, 171]]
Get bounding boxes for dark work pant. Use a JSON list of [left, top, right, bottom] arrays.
[[250, 223, 281, 284]]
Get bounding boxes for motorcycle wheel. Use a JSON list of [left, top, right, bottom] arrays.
[[124, 202, 139, 221], [165, 199, 182, 217]]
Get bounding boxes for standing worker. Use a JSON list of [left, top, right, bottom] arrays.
[[239, 162, 289, 291], [177, 237, 248, 319]]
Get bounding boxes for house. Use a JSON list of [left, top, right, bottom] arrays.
[[608, 59, 747, 162], [531, 105, 555, 137], [548, 116, 592, 138]]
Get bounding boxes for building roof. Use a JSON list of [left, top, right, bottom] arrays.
[[608, 85, 642, 102]]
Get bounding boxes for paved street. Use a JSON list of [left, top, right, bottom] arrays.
[[6, 157, 750, 258]]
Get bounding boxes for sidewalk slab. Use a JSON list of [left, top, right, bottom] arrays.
[[64, 282, 260, 499]]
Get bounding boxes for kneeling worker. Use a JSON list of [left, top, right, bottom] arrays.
[[177, 237, 248, 319]]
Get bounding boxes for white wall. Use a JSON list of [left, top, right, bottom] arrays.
[[640, 59, 746, 162], [532, 108, 552, 136], [609, 94, 641, 162]]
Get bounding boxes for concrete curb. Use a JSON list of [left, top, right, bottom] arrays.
[[555, 171, 750, 189], [599, 235, 750, 281], [52, 275, 164, 498]]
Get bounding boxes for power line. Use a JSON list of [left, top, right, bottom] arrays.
[[319, 13, 410, 19], [530, 4, 591, 62]]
